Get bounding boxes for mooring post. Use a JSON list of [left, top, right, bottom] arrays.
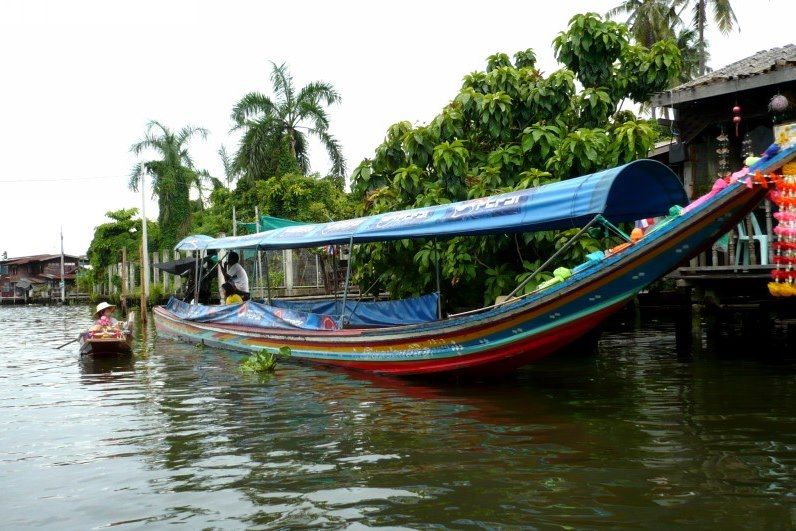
[[704, 288, 719, 353], [690, 287, 705, 356], [675, 284, 693, 357]]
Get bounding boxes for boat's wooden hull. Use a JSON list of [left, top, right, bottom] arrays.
[[79, 336, 133, 357], [154, 180, 768, 376]]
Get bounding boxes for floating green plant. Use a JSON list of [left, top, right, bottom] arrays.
[[239, 346, 292, 373]]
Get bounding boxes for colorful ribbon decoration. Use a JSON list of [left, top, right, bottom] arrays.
[[768, 162, 796, 297]]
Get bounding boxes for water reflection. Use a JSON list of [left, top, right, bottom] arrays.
[[0, 305, 793, 528], [79, 354, 135, 377]]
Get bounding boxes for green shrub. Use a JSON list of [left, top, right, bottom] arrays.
[[239, 347, 292, 373]]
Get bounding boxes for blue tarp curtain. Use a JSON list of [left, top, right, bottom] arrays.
[[269, 293, 439, 327], [175, 159, 687, 251], [166, 297, 339, 331]]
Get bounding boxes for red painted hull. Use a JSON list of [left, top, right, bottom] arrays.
[[307, 302, 624, 376]]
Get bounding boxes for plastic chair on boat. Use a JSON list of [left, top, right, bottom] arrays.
[[734, 214, 768, 266]]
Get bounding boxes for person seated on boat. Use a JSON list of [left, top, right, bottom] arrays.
[[89, 302, 122, 336], [222, 282, 244, 305], [221, 251, 250, 301]]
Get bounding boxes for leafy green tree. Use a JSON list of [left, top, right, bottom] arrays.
[[351, 13, 680, 310], [190, 173, 355, 238], [129, 121, 208, 248], [231, 62, 345, 181], [86, 208, 161, 274]]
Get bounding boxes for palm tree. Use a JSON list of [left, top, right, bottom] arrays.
[[674, 26, 706, 82], [231, 62, 345, 181], [607, 0, 681, 47], [218, 145, 239, 189], [129, 120, 208, 247], [608, 0, 736, 78], [688, 0, 738, 75]]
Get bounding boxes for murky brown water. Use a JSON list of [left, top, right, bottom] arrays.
[[0, 304, 794, 528]]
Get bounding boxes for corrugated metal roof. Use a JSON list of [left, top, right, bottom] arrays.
[[1, 254, 82, 265], [670, 44, 796, 93]]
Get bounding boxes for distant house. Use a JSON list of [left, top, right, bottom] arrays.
[[651, 44, 796, 198], [0, 254, 83, 300]]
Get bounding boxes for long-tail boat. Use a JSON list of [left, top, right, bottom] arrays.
[[154, 149, 795, 377]]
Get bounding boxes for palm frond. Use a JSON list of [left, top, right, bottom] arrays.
[[312, 128, 347, 177], [297, 100, 330, 132], [129, 161, 145, 191], [710, 0, 738, 34], [270, 61, 294, 107], [231, 92, 276, 125], [177, 125, 209, 145], [296, 81, 341, 107]]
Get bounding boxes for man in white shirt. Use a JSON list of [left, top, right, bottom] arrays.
[[221, 251, 250, 300]]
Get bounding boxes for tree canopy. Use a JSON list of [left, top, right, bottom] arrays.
[[129, 121, 208, 248], [350, 13, 681, 310], [231, 62, 346, 182], [86, 208, 161, 272]]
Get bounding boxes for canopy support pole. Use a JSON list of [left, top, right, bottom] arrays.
[[193, 251, 201, 304], [333, 249, 339, 302], [599, 217, 631, 242], [433, 237, 442, 319], [502, 215, 602, 303], [340, 236, 354, 327], [262, 249, 272, 305], [255, 207, 263, 300]]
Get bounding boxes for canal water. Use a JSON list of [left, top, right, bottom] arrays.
[[1, 304, 794, 529]]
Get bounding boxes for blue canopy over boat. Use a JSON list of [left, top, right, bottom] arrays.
[[176, 159, 687, 251]]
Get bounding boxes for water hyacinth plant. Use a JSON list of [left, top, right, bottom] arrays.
[[239, 347, 292, 373]]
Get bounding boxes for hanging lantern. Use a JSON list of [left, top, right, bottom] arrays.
[[732, 104, 742, 137], [770, 94, 789, 112]]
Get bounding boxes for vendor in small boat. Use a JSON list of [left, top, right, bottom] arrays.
[[91, 302, 119, 330], [220, 251, 250, 301], [221, 282, 244, 305]]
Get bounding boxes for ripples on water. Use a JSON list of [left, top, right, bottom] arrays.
[[0, 305, 794, 528]]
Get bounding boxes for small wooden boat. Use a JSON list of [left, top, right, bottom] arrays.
[[79, 332, 133, 356], [79, 313, 135, 357]]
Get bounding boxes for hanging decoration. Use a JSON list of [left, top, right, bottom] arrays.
[[716, 131, 730, 178], [769, 94, 789, 113], [732, 103, 742, 137], [768, 161, 796, 297]]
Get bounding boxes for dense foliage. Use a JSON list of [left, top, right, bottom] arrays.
[[85, 208, 161, 286], [191, 173, 355, 237], [350, 13, 681, 310]]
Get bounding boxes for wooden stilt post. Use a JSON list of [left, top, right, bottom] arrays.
[[139, 240, 147, 323], [121, 247, 128, 314]]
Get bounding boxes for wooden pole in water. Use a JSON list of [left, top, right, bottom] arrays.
[[433, 237, 442, 319], [140, 170, 150, 303], [121, 247, 128, 314], [60, 226, 65, 304], [139, 239, 147, 323]]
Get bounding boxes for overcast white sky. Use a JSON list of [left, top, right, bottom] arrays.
[[1, 0, 794, 257]]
